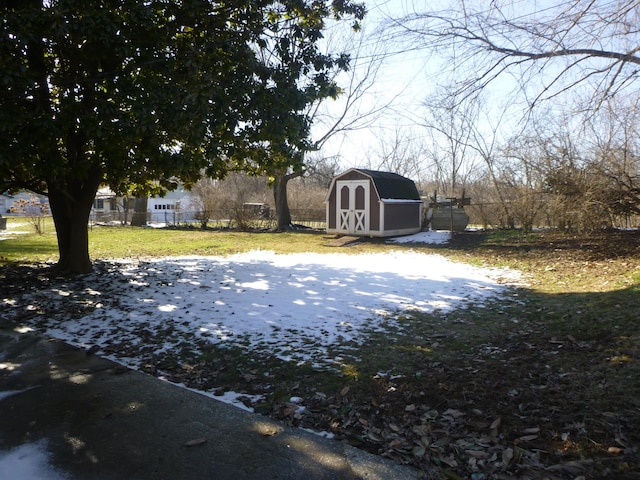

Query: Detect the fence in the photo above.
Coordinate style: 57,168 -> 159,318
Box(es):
89,207 -> 327,230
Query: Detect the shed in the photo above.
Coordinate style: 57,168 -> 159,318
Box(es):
325,168 -> 423,237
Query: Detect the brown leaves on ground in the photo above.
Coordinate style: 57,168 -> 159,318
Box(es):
3,229 -> 639,479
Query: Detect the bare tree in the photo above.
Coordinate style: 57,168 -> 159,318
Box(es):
394,1 -> 640,112
269,18 -> 400,230
584,96 -> 640,225
189,177 -> 220,228
190,173 -> 271,230
370,128 -> 425,180
9,195 -> 49,234
421,90 -> 482,198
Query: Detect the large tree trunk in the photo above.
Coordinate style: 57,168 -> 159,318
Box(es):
130,195 -> 148,226
273,174 -> 292,231
47,167 -> 101,274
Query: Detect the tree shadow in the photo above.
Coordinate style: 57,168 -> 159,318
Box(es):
0,326 -> 415,479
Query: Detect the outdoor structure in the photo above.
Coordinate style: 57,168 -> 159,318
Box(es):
325,168 -> 422,237
1,190 -> 47,214
147,188 -> 196,223
427,192 -> 471,232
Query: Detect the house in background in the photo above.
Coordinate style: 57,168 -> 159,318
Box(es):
148,188 -> 197,223
89,186 -> 197,224
325,168 -> 423,238
1,191 -> 49,214
91,187 -> 123,222
6,186 -> 198,225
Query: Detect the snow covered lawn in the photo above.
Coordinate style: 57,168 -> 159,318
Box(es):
13,231 -> 522,379
2,231 -> 525,478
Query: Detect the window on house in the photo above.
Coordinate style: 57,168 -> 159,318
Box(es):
153,203 -> 176,210
94,199 -> 104,209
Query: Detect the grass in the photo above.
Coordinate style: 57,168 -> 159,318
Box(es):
3,219 -> 640,478
0,217 -> 396,264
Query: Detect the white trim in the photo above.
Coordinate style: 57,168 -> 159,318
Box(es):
380,198 -> 423,204
336,180 -> 370,235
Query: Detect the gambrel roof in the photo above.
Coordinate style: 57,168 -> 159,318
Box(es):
350,169 -> 420,200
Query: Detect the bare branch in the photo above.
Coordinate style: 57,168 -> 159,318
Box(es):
391,0 -> 640,113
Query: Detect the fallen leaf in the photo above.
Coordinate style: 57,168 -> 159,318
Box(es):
412,445 -> 426,457
440,456 -> 458,468
608,446 -> 624,454
466,450 -> 490,459
502,447 -> 514,467
443,408 -> 464,418
521,427 -> 540,434
442,470 -> 463,480
183,437 -> 207,447
489,417 -> 501,430
340,386 -> 350,396
256,424 -> 281,436
388,422 -> 401,432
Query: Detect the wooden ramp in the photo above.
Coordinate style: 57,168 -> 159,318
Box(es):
323,235 -> 360,247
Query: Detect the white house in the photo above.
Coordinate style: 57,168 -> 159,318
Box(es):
147,188 -> 197,223
1,191 -> 49,215
4,187 -> 197,225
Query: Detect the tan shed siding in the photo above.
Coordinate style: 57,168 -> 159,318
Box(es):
384,203 -> 421,230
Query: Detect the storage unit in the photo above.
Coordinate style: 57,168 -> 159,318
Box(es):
429,206 -> 469,231
325,168 -> 422,237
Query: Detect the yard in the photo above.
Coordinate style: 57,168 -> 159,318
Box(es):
1,222 -> 639,479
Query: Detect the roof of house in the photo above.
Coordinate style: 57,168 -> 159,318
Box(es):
355,169 -> 421,200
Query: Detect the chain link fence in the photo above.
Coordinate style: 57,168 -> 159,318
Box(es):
89,207 -> 327,230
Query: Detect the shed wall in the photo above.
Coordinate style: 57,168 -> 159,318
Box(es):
326,169 -> 422,237
384,203 -> 422,231
327,188 -> 337,229
369,189 -> 380,231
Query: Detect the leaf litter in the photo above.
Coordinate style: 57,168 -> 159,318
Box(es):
2,229 -> 640,479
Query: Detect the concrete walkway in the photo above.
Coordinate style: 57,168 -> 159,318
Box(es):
0,325 -> 419,480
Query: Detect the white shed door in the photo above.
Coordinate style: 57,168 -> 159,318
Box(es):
336,180 -> 369,234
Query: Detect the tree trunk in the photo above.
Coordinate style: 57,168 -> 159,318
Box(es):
47,168 -> 101,274
130,195 -> 148,226
273,174 -> 292,231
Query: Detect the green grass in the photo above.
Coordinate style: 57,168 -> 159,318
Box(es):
0,219 -> 405,264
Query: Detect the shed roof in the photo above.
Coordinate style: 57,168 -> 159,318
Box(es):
356,169 -> 420,200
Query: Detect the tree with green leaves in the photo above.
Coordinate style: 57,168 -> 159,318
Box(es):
248,1 -> 366,231
1,0 -> 364,272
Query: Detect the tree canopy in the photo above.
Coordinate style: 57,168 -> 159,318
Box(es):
0,0 -> 364,273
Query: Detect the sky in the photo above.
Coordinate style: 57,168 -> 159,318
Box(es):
1,229 -> 525,479
314,0 -> 436,168
315,0 -> 613,174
